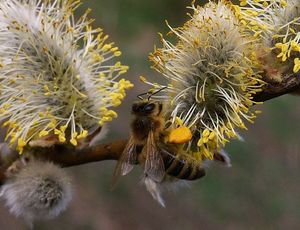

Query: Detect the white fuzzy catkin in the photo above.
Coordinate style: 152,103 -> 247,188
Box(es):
148,1 -> 264,161
0,0 -> 133,153
237,0 -> 300,74
0,159 -> 72,224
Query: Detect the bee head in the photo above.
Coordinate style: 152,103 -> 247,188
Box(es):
132,101 -> 162,116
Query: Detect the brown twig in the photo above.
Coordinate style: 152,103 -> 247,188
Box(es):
32,139 -> 127,167
253,72 -> 300,102
0,140 -> 127,184
41,71 -> 300,168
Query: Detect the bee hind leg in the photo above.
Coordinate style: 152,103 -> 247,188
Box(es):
142,175 -> 166,207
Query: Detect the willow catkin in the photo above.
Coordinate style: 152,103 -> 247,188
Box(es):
0,0 -> 133,153
0,159 -> 72,224
147,1 -> 264,162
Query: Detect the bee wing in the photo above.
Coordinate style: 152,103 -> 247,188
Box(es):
214,149 -> 231,167
111,136 -> 137,188
144,130 -> 165,182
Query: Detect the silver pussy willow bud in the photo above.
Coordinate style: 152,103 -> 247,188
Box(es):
0,159 -> 72,224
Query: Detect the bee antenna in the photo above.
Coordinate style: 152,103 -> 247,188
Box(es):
137,92 -> 148,100
147,86 -> 168,101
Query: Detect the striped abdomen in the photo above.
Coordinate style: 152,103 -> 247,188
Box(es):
160,148 -> 206,180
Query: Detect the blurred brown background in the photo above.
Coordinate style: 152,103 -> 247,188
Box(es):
1,0 -> 300,229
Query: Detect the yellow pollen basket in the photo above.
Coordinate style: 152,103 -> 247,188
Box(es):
168,126 -> 192,144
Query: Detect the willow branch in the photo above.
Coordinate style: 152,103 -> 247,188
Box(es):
253,72 -> 300,102
0,140 -> 127,184
39,71 -> 300,168
32,139 -> 127,167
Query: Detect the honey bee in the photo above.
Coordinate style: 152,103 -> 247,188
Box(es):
112,88 -> 207,186
136,142 -> 207,180
112,90 -> 166,185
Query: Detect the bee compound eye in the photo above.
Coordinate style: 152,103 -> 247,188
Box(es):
144,104 -> 155,112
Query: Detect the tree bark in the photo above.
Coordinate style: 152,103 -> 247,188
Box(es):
253,72 -> 300,102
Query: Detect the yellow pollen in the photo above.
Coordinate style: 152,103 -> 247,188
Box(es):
70,138 -> 78,146
293,58 -> 300,73
168,126 -> 193,144
139,75 -> 147,83
39,130 -> 49,137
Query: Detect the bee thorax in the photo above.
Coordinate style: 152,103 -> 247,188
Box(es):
131,117 -> 161,142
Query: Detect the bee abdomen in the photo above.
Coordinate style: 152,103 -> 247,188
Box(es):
187,166 -> 206,180
161,149 -> 206,181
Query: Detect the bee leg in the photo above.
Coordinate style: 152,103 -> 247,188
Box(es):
132,144 -> 144,167
137,152 -> 146,167
143,175 -> 165,207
